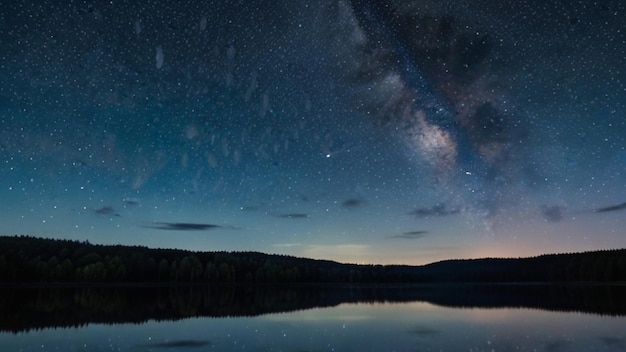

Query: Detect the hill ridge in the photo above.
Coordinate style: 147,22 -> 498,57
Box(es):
1,235 -> 625,283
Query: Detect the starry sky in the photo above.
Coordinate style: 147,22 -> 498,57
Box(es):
0,0 -> 624,265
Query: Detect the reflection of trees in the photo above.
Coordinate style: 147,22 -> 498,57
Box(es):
0,285 -> 332,333
1,284 -> 625,333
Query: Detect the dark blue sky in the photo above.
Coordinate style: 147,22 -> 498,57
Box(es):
0,0 -> 624,264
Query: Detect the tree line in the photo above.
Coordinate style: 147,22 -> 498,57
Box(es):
1,235 -> 625,283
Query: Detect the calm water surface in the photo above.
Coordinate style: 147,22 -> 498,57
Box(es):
2,302 -> 625,351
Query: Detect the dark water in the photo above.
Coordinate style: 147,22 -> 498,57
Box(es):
1,284 -> 625,351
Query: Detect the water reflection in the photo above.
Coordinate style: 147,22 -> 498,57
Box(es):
0,284 -> 625,351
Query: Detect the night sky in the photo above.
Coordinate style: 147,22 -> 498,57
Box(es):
0,0 -> 624,265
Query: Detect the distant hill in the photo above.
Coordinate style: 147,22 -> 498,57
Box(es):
1,235 -> 625,283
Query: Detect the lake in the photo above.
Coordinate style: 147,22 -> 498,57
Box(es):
1,284 -> 625,351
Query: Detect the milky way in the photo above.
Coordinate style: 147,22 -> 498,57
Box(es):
0,0 -> 624,264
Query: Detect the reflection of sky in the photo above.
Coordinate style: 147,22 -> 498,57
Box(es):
1,0 -> 625,264
1,303 -> 624,351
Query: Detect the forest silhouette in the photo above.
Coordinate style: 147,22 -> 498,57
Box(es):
1,235 -> 625,284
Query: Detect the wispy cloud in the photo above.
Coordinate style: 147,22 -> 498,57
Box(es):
93,206 -> 120,217
341,197 -> 367,208
594,201 -> 626,213
141,222 -> 228,231
541,205 -> 564,222
273,243 -> 303,248
388,230 -> 428,239
407,204 -> 459,218
271,213 -> 310,219
137,340 -> 212,348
